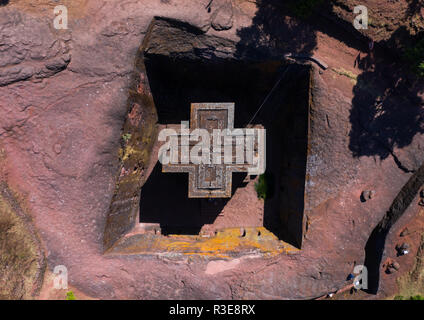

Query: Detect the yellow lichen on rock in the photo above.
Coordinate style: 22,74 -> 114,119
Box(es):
108,227 -> 299,259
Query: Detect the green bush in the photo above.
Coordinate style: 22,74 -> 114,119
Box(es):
404,37 -> 424,78
122,133 -> 132,143
66,291 -> 76,300
288,0 -> 324,19
394,294 -> 424,300
255,173 -> 273,200
418,62 -> 424,77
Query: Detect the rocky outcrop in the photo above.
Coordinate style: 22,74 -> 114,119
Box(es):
365,162 -> 424,293
0,181 -> 45,299
211,0 -> 233,31
0,9 -> 71,87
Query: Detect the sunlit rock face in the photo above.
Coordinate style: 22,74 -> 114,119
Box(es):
0,0 -> 423,300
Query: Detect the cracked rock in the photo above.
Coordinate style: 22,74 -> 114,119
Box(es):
396,242 -> 410,256
0,8 -> 71,86
211,0 -> 233,31
385,261 -> 400,274
391,261 -> 400,271
400,227 -> 410,237
361,190 -> 376,202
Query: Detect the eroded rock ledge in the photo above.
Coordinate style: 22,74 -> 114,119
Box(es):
0,8 -> 71,87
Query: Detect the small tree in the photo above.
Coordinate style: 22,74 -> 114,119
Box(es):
66,291 -> 76,300
404,37 -> 424,78
255,173 -> 274,200
255,174 -> 268,200
288,0 -> 324,19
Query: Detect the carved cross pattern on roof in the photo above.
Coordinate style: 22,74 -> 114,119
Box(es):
160,103 -> 265,198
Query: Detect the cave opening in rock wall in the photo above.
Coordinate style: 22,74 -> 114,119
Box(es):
137,49 -> 311,248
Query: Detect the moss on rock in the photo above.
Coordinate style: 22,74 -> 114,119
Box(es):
0,183 -> 45,299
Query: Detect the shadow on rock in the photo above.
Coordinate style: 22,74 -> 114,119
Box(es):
233,0 -> 318,248
349,27 -> 424,164
406,0 -> 424,16
235,0 -> 318,59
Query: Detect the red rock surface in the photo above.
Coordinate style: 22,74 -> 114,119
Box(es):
0,0 -> 423,299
